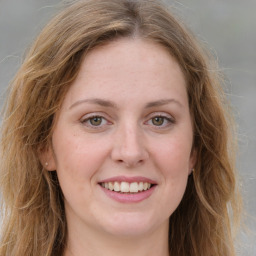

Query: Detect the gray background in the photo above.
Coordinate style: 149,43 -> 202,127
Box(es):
0,0 -> 255,255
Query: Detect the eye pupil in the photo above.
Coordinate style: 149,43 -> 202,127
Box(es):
90,117 -> 102,126
152,117 -> 164,126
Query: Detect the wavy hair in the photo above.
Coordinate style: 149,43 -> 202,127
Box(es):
0,0 -> 241,255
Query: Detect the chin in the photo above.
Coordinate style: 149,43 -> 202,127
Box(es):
100,211 -> 164,237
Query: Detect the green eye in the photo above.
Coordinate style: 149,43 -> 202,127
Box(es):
152,117 -> 165,126
89,116 -> 102,126
81,114 -> 110,129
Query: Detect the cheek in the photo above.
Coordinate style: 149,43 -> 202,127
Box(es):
152,134 -> 192,199
52,130 -> 109,183
51,131 -> 109,209
152,139 -> 191,214
153,136 -> 192,175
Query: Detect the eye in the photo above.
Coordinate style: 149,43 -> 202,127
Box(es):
89,116 -> 103,126
80,114 -> 110,129
145,114 -> 175,129
151,116 -> 165,126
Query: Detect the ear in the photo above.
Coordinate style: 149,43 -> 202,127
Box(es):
188,148 -> 197,175
38,145 -> 56,171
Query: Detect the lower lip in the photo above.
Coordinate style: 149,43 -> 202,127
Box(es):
99,185 -> 156,203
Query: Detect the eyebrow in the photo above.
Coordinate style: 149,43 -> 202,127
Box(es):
145,99 -> 183,108
69,98 -> 118,109
69,98 -> 183,110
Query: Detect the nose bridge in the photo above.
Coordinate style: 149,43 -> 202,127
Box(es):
122,122 -> 141,152
111,119 -> 148,167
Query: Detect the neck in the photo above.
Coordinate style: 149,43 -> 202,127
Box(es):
63,220 -> 170,256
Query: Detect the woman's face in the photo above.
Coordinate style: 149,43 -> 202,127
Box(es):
44,38 -> 196,238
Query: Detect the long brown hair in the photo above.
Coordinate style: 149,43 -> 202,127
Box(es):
0,0 -> 241,255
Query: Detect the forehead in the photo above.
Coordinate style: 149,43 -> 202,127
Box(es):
79,37 -> 183,77
62,38 -> 188,108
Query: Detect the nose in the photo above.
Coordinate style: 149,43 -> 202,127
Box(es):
111,123 -> 149,168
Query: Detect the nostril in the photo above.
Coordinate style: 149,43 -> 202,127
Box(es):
116,157 -> 145,167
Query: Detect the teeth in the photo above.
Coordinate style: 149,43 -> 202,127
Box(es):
138,182 -> 143,191
101,181 -> 153,193
130,182 -> 139,193
114,182 -> 120,192
120,182 -> 130,192
108,182 -> 114,191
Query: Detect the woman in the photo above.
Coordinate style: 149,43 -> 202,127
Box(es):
0,0 -> 241,255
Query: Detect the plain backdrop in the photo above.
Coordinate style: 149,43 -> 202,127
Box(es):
0,0 -> 255,255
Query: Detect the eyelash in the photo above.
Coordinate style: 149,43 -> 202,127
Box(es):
145,114 -> 175,129
80,113 -> 175,130
80,114 -> 110,129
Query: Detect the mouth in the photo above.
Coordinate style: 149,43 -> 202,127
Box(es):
100,181 -> 154,193
98,176 -> 157,202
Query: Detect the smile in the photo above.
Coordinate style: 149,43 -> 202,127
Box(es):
100,181 -> 152,193
98,176 -> 157,203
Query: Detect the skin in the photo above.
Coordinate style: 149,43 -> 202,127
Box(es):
42,38 -> 196,256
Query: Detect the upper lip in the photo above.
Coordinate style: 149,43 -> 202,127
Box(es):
99,176 -> 157,184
